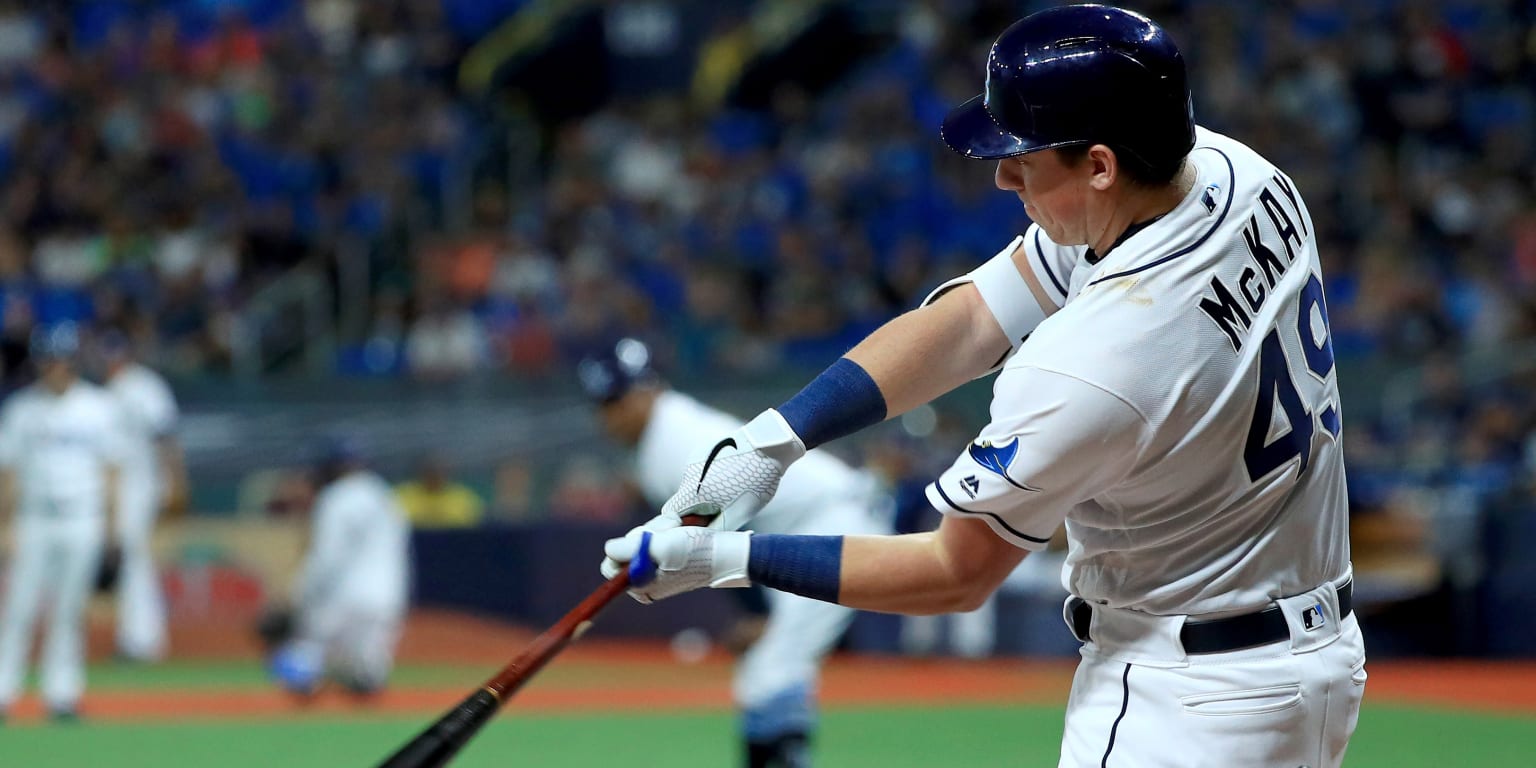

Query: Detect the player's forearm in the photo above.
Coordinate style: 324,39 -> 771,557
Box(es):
745,517 -> 1027,615
772,285 -> 1010,451
834,533 -> 990,614
843,284 -> 1011,418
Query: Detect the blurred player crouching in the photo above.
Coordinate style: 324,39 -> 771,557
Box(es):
263,436 -> 410,699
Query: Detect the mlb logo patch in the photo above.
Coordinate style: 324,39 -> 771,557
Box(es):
1201,184 -> 1221,214
1301,603 -> 1326,632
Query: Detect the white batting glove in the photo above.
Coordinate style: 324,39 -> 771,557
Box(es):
660,409 -> 806,532
599,513 -> 681,582
602,527 -> 753,604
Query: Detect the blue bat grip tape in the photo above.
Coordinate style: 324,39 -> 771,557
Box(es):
628,531 -> 658,586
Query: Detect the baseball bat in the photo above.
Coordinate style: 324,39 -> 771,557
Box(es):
374,571 -> 631,768
375,514 -> 711,767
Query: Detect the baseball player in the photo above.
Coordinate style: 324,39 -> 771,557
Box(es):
268,437 -> 410,698
0,324 -> 123,721
95,330 -> 187,663
581,338 -> 889,768
604,6 -> 1366,767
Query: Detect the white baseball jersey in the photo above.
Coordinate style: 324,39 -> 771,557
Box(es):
635,391 -> 887,538
926,126 -> 1350,618
106,363 -> 178,497
296,471 -> 410,615
0,381 -> 123,517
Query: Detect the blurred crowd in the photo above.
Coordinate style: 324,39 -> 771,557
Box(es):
1,1 -> 1534,602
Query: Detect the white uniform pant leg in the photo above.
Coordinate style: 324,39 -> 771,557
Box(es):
899,613 -> 941,656
1058,614 -> 1367,768
949,595 -> 997,658
40,517 -> 104,710
301,602 -> 403,691
734,588 -> 855,741
0,518 -> 52,707
331,611 -> 402,691
899,598 -> 996,658
115,481 -> 166,660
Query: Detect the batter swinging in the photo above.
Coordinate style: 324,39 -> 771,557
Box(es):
603,6 -> 1366,766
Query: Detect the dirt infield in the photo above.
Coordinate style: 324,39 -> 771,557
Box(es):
21,610 -> 1529,724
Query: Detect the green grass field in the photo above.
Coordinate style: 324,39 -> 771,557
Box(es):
1,661 -> 1531,767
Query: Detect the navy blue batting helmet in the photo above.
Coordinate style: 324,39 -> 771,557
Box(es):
577,338 -> 657,404
30,323 -> 81,361
309,432 -> 366,471
941,4 -> 1195,176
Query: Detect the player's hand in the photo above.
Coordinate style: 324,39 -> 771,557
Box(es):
599,410 -> 804,581
660,409 -> 806,531
602,527 -> 752,604
599,513 -> 683,581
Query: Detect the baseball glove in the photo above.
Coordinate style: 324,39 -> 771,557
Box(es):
255,607 -> 296,651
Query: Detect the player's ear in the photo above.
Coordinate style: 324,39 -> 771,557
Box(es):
1087,144 -> 1117,191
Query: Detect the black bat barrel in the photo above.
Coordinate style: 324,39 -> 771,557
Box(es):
375,688 -> 501,768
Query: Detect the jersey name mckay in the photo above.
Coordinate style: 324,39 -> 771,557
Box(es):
1198,171 -> 1309,352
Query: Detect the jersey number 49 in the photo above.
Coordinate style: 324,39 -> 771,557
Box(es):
1244,273 -> 1340,482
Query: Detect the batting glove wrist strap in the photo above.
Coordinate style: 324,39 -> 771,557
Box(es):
604,528 -> 752,604
741,409 -> 808,464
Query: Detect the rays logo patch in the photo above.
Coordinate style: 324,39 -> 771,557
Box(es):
969,438 -> 1019,477
967,438 -> 1042,493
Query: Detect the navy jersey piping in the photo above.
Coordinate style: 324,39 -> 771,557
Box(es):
932,483 -> 1052,544
1033,229 -> 1070,297
1086,147 -> 1236,287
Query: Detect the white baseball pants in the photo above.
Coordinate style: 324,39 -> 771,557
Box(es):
115,475 -> 167,660
1058,581 -> 1366,768
0,514 -> 105,711
299,604 -> 403,690
900,596 -> 997,658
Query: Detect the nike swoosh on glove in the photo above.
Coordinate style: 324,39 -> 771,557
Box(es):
660,409 -> 806,533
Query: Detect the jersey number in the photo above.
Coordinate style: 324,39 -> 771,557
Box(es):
1244,274 -> 1340,482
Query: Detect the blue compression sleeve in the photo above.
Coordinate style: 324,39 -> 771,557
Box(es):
776,358 -> 887,449
747,535 -> 844,604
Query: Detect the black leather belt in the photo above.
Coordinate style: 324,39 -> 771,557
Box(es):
1069,580 -> 1354,655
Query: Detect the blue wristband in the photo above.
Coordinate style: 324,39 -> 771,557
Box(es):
776,358 -> 887,450
747,535 -> 843,604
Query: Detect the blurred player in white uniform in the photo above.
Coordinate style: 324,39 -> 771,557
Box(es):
269,437 -> 410,697
605,7 -> 1366,767
0,325 -> 122,721
581,339 -> 889,768
96,330 -> 187,662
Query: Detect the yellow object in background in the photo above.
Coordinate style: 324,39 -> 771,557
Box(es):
396,481 -> 485,529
